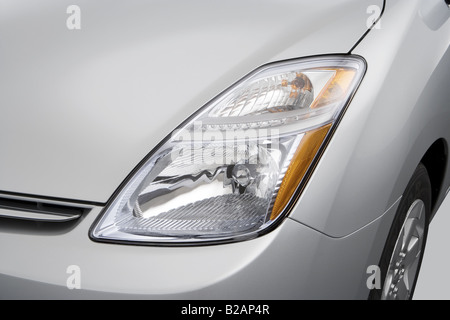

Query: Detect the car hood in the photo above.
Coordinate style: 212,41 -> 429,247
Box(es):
0,0 -> 382,203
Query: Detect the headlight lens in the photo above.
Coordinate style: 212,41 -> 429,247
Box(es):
91,55 -> 366,244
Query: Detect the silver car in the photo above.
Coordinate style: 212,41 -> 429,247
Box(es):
0,0 -> 449,300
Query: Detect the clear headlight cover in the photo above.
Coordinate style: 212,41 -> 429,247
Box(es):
91,56 -> 366,244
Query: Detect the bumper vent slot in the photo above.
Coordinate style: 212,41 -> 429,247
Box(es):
0,197 -> 85,222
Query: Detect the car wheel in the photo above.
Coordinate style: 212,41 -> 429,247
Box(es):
369,163 -> 431,300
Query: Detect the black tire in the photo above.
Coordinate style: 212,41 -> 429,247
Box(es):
369,163 -> 432,300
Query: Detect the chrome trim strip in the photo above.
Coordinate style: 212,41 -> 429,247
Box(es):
0,207 -> 81,222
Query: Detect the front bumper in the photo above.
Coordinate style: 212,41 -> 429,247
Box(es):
0,199 -> 398,299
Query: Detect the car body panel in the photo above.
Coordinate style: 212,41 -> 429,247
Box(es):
0,0 -> 382,203
289,0 -> 450,237
0,200 -> 398,299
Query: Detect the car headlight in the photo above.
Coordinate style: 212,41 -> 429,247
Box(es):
91,55 -> 366,245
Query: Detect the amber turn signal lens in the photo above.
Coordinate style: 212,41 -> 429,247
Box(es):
270,123 -> 332,220
310,69 -> 356,109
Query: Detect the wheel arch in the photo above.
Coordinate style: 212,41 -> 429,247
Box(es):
420,138 -> 448,218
